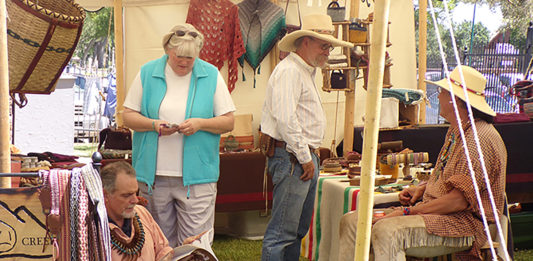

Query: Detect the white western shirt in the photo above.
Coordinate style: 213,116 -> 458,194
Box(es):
261,52 -> 326,164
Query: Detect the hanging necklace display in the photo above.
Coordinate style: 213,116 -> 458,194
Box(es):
110,213 -> 145,258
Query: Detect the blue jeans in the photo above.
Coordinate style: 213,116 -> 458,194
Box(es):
262,147 -> 319,261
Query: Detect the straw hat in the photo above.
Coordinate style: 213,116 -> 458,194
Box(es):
425,65 -> 496,116
278,14 -> 353,52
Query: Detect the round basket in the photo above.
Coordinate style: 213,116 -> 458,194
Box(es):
7,0 -> 85,94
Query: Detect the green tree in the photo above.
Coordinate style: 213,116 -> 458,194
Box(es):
417,1 -> 500,68
74,7 -> 114,68
459,0 -> 533,36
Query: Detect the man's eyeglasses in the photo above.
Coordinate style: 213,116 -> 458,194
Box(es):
319,43 -> 335,52
309,37 -> 334,52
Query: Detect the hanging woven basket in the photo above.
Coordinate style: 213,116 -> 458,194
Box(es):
7,0 -> 85,94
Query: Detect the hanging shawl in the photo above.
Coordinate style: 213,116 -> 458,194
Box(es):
186,0 -> 245,93
238,0 -> 286,87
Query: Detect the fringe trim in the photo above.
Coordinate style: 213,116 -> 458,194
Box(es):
391,227 -> 474,259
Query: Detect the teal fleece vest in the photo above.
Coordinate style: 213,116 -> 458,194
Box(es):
132,55 -> 220,189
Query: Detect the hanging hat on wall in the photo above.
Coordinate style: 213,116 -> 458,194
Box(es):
278,13 -> 353,52
425,65 -> 496,116
238,0 -> 286,82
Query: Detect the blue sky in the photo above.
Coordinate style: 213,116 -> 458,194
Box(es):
452,2 -> 503,37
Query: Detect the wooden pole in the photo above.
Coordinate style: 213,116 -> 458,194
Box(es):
114,0 -> 125,127
354,0 -> 391,260
350,0 -> 360,21
418,0 -> 428,124
0,0 -> 12,187
343,0 -> 360,155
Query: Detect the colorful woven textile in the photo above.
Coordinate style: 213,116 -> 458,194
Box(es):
81,165 -> 112,260
382,88 -> 425,105
238,0 -> 285,84
186,0 -> 245,93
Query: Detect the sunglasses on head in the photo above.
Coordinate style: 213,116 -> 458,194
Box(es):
174,30 -> 199,38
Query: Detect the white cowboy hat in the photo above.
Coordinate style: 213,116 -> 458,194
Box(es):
278,14 -> 353,52
425,65 -> 496,116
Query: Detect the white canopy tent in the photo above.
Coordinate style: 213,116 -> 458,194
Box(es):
0,1 -> 417,259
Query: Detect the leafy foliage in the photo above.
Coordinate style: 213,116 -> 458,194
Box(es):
417,0 -> 528,68
460,0 -> 533,35
74,8 -> 114,68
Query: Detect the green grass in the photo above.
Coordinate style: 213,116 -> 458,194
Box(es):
212,234 -> 531,261
73,143 -> 98,157
212,234 -> 309,261
515,249 -> 533,261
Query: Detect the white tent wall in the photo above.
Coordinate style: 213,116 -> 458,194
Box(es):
77,0 -> 417,150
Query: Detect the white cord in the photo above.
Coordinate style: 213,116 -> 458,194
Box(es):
427,1 -> 510,260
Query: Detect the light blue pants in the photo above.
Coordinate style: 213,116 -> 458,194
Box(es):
262,147 -> 319,261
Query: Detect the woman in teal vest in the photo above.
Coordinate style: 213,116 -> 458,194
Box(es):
123,23 -> 235,248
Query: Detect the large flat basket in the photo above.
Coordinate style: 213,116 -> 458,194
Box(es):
7,0 -> 85,94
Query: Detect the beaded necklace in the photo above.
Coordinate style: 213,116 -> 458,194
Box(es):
110,213 -> 145,258
433,132 -> 456,180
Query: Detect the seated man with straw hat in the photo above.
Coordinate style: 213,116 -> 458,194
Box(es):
338,66 -> 507,261
260,13 -> 353,261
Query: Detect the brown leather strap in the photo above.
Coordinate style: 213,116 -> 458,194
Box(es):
274,139 -> 286,148
274,140 -> 320,157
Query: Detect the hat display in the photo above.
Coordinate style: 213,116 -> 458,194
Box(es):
425,65 -> 496,116
278,14 -> 353,52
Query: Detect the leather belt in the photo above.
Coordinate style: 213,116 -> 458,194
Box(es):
274,139 -> 287,148
273,139 -> 320,157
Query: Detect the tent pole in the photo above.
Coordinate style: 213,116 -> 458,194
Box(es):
353,0 -> 391,260
114,0 -> 125,127
418,0 -> 428,124
0,0 -> 12,187
343,0 -> 361,155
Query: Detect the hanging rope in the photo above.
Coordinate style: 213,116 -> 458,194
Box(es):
428,1 -> 510,260
330,91 -> 340,157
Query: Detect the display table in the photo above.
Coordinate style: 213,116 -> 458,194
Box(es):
301,174 -> 400,261
340,122 -> 533,204
216,151 -> 273,212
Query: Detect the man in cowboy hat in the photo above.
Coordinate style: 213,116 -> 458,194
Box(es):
338,66 -> 507,260
260,14 -> 353,260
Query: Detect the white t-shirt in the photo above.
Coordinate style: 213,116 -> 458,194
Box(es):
124,63 -> 236,177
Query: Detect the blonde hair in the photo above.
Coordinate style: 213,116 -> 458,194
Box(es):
163,24 -> 204,58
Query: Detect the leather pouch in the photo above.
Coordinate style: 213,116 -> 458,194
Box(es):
331,70 -> 347,89
258,131 -> 275,157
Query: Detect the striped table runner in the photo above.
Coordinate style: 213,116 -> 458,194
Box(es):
301,175 -> 399,260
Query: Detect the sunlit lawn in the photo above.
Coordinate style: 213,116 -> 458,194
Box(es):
213,234 -> 531,261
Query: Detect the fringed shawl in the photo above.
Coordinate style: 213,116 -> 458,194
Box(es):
238,0 -> 285,86
186,0 -> 245,93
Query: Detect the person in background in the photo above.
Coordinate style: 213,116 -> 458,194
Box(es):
101,161 -> 173,261
123,23 -> 235,248
260,14 -> 353,261
338,66 -> 507,261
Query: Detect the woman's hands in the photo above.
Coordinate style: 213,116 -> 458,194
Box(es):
399,184 -> 426,206
177,118 -> 202,136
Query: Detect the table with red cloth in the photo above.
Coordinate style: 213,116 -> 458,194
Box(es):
216,151 -> 273,212
300,174 -> 400,261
